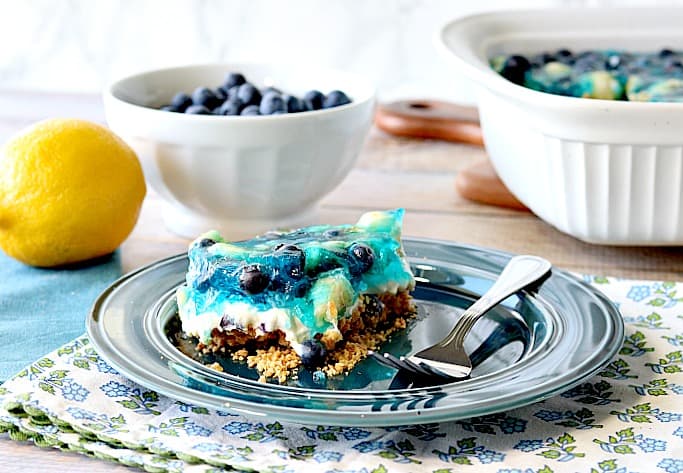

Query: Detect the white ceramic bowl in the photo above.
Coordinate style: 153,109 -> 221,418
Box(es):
104,64 -> 375,238
439,8 -> 683,245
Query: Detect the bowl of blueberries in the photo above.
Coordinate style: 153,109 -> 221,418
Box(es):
439,7 -> 683,245
103,63 -> 375,238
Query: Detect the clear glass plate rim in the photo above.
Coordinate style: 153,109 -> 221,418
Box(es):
87,237 -> 624,425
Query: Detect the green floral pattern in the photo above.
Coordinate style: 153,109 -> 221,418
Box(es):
1,276 -> 682,472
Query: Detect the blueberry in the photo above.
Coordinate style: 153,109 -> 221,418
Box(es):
555,49 -> 574,64
348,243 -> 374,274
283,94 -> 304,113
299,339 -> 327,368
217,98 -> 244,115
273,243 -> 295,251
660,48 -> 675,58
192,87 -> 221,109
275,244 -> 305,279
303,90 -> 325,110
259,92 -> 286,115
240,105 -> 260,116
500,55 -> 531,85
224,72 -> 247,90
237,83 -> 262,106
185,104 -> 212,115
170,92 -> 193,111
239,264 -> 270,294
323,90 -> 351,109
196,238 -> 216,247
160,105 -> 177,112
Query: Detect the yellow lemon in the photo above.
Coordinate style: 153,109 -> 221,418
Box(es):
0,118 -> 146,267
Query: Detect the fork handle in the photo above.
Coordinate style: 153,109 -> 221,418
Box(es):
437,255 -> 552,348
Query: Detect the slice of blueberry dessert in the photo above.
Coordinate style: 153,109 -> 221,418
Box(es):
176,209 -> 416,383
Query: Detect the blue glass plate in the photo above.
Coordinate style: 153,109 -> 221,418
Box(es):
87,238 -> 623,426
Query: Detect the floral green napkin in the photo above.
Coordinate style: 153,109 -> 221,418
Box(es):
1,277 -> 682,473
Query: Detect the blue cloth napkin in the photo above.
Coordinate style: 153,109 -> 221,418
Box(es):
0,251 -> 121,380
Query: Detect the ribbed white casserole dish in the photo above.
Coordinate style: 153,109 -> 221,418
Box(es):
439,8 -> 683,245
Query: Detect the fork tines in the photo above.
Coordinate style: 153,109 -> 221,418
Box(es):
369,351 -> 466,388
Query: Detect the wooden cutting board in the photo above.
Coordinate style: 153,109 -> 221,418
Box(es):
375,100 -> 528,211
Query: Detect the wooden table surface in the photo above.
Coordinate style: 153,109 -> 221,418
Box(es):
1,90 -> 683,471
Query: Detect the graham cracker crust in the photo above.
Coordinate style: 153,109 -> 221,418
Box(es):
195,290 -> 415,383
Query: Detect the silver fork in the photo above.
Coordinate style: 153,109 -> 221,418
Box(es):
371,255 -> 552,382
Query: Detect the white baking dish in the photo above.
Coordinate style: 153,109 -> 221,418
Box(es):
439,8 -> 683,245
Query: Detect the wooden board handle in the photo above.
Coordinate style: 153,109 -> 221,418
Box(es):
455,159 -> 529,211
375,100 -> 484,146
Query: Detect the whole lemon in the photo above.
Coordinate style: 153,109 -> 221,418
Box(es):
0,118 -> 146,267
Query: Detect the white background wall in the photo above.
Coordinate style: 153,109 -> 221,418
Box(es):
2,0 -> 682,103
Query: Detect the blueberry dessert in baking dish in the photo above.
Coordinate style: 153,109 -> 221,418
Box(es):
491,48 -> 683,102
176,209 -> 416,383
